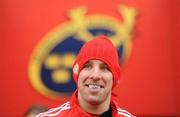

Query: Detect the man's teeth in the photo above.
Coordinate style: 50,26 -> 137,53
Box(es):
88,84 -> 101,89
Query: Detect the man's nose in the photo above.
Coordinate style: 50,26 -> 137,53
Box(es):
89,67 -> 101,81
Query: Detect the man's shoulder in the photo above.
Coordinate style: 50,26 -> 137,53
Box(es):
115,107 -> 135,117
36,101 -> 71,117
111,100 -> 135,117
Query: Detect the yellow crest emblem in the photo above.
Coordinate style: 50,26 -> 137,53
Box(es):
29,4 -> 138,99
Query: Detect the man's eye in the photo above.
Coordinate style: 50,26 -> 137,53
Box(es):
83,64 -> 92,69
101,66 -> 110,71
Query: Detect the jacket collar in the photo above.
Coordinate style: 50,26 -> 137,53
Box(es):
70,90 -> 119,117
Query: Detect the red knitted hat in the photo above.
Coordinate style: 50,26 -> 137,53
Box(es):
72,36 -> 121,88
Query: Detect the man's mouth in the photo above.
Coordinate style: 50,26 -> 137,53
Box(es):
85,84 -> 104,89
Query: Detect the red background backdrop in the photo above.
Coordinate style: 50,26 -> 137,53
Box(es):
1,0 -> 180,116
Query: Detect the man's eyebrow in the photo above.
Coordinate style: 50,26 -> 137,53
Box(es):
100,63 -> 108,67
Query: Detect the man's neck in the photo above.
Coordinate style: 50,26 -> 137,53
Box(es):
77,93 -> 111,114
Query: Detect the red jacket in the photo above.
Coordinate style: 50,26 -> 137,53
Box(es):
37,91 -> 135,117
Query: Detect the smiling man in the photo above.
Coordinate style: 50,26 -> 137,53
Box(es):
37,36 -> 134,117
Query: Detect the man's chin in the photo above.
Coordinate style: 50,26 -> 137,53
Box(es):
86,97 -> 104,105
88,100 -> 101,105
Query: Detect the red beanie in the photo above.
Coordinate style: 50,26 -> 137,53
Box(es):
72,36 -> 121,88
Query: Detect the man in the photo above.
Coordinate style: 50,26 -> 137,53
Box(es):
24,104 -> 48,117
37,36 -> 134,117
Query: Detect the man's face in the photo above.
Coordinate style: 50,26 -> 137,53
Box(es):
77,59 -> 113,105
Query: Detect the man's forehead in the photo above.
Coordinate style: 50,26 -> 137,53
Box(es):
85,59 -> 107,65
